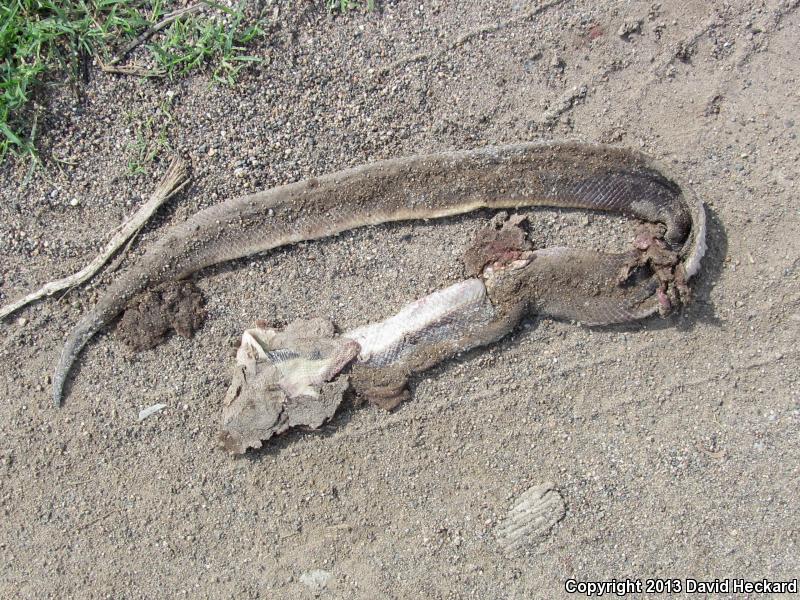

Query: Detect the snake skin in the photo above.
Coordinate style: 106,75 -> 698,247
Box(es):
52,142 -> 706,406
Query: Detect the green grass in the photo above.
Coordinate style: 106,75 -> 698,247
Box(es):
0,0 -> 264,164
148,0 -> 263,85
327,0 -> 375,13
124,96 -> 174,175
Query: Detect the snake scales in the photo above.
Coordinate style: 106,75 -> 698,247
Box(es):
52,141 -> 706,406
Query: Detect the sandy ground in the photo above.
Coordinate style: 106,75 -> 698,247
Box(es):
1,0 -> 799,598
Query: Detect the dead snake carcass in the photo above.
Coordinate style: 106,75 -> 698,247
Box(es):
52,141 -> 706,406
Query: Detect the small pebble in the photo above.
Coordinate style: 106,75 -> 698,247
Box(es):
617,19 -> 642,39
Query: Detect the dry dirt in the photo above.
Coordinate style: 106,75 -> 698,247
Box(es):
1,0 -> 798,598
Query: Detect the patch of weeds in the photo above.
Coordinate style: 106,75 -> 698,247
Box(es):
124,97 -> 175,175
1,0 -> 147,161
149,1 -> 264,85
0,0 -> 265,164
327,0 -> 375,13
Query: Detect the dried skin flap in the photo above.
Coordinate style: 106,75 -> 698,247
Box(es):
219,318 -> 359,454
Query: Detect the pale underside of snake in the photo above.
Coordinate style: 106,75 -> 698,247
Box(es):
52,141 -> 706,407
